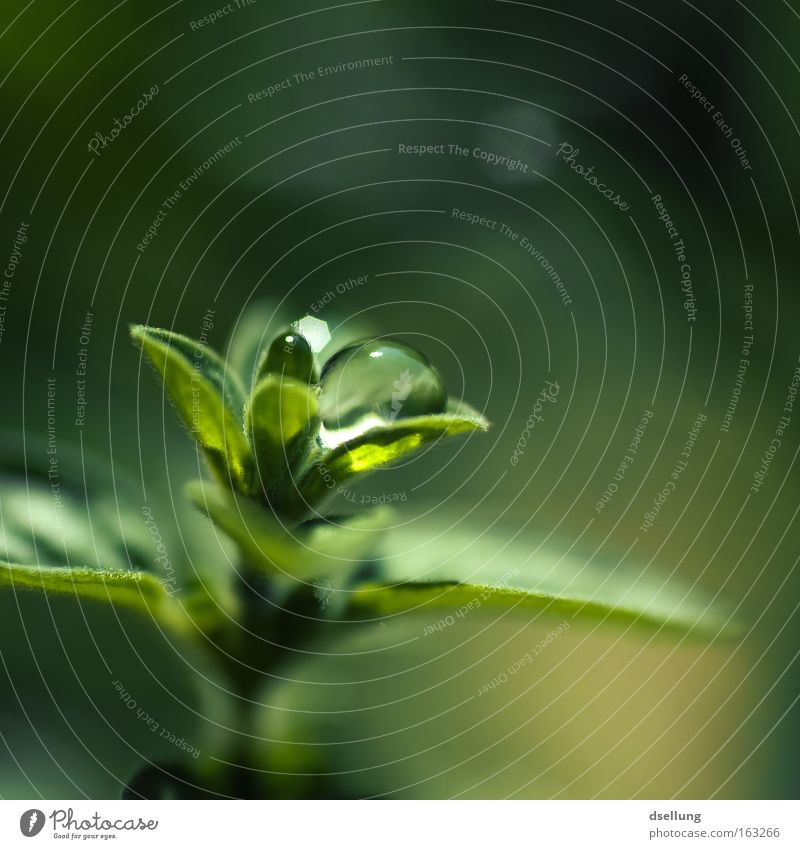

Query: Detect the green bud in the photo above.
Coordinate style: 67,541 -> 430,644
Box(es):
258,327 -> 317,384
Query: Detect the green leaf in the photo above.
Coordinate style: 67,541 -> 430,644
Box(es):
131,325 -> 254,494
296,402 -> 489,508
245,375 -> 319,508
0,560 -> 197,637
185,479 -> 385,581
0,563 -> 232,798
1,433 -> 239,639
342,522 -> 740,638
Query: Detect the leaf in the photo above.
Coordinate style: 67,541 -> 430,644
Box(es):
0,559 -> 193,632
245,376 -> 319,508
296,402 -> 489,508
0,561 -> 232,798
131,325 -> 254,494
342,521 -> 740,638
0,441 -> 234,638
185,479 -> 385,581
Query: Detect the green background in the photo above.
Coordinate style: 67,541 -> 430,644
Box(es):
0,0 -> 798,798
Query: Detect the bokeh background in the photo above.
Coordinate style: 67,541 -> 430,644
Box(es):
1,0 -> 798,799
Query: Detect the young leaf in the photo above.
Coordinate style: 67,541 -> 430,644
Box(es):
256,327 -> 317,385
185,479 -> 384,581
131,325 -> 254,494
296,402 -> 488,509
341,522 -> 740,638
0,560 -> 194,637
245,375 -> 319,507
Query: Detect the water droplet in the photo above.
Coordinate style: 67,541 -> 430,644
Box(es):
258,327 -> 316,384
319,338 -> 447,429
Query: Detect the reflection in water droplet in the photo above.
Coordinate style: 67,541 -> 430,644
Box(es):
319,339 -> 447,429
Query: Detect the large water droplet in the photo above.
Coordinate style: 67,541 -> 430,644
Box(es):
258,327 -> 316,384
319,338 -> 447,429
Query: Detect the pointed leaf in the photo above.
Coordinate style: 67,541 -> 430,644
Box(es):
131,325 -> 254,494
0,560 -> 196,637
185,479 -> 384,581
297,404 -> 489,508
343,522 -> 740,638
245,375 -> 319,507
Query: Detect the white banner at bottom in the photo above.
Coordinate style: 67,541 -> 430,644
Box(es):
1,799 -> 797,848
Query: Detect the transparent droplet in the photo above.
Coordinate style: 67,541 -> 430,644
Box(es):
319,338 -> 447,429
258,327 -> 316,384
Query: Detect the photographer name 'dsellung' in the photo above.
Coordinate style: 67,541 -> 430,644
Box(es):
248,55 -> 394,102
75,310 -> 93,428
651,193 -> 697,322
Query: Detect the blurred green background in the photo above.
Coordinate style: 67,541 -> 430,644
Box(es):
0,0 -> 798,798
